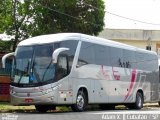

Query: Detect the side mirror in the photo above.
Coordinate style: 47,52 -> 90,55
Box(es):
52,48 -> 69,64
2,52 -> 15,68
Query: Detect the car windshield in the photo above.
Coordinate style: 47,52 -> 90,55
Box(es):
11,44 -> 55,86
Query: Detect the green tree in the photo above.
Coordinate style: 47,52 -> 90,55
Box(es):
0,0 -> 32,51
29,0 -> 105,36
0,41 -> 12,52
0,0 -> 105,51
0,0 -> 12,33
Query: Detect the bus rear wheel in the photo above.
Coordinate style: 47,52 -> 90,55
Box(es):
127,92 -> 143,110
71,90 -> 87,112
35,105 -> 56,113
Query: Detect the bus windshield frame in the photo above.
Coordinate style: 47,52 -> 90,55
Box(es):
11,44 -> 59,87
11,40 -> 78,87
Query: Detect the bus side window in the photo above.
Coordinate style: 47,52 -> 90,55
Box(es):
60,40 -> 78,72
94,45 -> 110,66
77,42 -> 95,67
136,52 -> 145,70
123,49 -> 136,68
56,55 -> 68,80
110,47 -> 123,67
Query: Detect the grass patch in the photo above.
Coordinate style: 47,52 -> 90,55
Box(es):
0,102 -> 35,113
0,103 -> 71,113
56,106 -> 71,112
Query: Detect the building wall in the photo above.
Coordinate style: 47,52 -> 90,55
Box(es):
113,39 -> 157,52
98,29 -> 160,54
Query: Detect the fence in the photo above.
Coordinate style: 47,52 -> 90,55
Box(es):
0,59 -> 12,102
0,75 -> 10,102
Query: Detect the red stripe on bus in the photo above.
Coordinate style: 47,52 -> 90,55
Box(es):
124,68 -> 136,102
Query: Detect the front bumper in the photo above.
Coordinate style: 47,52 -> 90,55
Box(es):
10,89 -> 58,105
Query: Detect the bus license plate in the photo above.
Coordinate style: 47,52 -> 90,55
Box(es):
25,98 -> 33,103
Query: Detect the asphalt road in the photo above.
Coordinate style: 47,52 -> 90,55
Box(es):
1,107 -> 160,120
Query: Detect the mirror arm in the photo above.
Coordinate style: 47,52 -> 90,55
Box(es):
2,52 -> 15,68
52,48 -> 69,64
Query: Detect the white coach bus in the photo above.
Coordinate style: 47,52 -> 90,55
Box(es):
2,33 -> 160,112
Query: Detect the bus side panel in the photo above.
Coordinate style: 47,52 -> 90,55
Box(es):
129,51 -> 159,103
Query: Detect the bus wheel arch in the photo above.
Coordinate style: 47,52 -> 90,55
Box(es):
71,87 -> 88,112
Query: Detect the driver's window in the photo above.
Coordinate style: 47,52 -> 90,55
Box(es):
56,55 -> 68,80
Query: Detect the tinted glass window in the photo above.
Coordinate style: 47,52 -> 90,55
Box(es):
56,55 -> 68,80
60,40 -> 78,56
35,45 -> 53,57
59,40 -> 78,72
94,45 -> 110,66
77,42 -> 95,67
16,46 -> 33,59
33,44 -> 54,83
136,52 -> 144,62
144,53 -> 158,71
136,52 -> 145,70
123,49 -> 136,68
110,47 -> 123,67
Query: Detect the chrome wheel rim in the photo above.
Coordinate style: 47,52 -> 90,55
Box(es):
137,95 -> 142,108
76,94 -> 84,109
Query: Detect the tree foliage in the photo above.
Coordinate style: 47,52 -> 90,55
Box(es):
0,41 -> 12,52
0,0 -> 105,51
29,0 -> 105,36
0,0 -> 31,51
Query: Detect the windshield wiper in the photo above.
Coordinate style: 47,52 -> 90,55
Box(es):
17,69 -> 25,84
26,59 -> 31,75
42,60 -> 53,82
31,60 -> 42,83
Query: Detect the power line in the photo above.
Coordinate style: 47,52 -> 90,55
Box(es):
34,3 -> 102,27
106,11 -> 160,26
83,2 -> 160,26
35,2 -> 160,27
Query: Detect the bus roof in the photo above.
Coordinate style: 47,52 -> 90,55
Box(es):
18,33 -> 81,46
18,33 -> 157,55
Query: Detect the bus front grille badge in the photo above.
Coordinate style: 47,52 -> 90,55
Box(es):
27,93 -> 30,97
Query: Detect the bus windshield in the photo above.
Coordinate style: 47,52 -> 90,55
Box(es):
11,40 -> 78,87
11,44 -> 55,86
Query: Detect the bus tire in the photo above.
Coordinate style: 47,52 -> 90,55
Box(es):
71,90 -> 87,112
35,105 -> 55,113
128,92 -> 143,110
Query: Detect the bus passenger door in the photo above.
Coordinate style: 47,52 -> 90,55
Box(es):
56,54 -> 72,104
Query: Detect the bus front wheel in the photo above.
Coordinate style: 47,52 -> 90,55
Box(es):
71,90 -> 87,112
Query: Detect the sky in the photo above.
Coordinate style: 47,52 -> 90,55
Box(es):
104,0 -> 160,30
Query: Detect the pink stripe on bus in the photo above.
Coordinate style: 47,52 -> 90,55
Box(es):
124,68 -> 136,102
